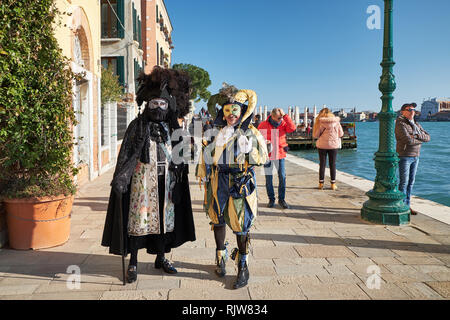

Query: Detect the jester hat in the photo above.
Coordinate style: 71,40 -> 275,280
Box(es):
207,83 -> 257,131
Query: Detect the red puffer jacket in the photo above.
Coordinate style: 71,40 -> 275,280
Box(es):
257,115 -> 296,160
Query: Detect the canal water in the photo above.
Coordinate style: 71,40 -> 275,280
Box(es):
289,121 -> 450,207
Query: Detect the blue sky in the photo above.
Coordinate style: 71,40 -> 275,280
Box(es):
166,0 -> 450,113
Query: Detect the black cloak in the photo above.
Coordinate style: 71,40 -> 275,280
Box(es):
101,113 -> 196,256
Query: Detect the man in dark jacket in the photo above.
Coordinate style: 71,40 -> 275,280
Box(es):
395,103 -> 430,215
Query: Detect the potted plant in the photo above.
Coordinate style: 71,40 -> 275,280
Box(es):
0,1 -> 79,249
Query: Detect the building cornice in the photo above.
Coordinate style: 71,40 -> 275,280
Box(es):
161,0 -> 173,30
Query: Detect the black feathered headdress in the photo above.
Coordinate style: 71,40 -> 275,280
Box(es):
135,66 -> 192,118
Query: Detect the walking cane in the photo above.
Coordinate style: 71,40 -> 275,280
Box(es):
118,191 -> 126,285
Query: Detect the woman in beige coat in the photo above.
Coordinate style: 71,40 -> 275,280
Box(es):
312,108 -> 344,190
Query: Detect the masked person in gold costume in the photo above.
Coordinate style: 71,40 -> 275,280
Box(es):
196,84 -> 268,289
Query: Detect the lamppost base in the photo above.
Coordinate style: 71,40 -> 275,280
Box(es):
361,198 -> 410,226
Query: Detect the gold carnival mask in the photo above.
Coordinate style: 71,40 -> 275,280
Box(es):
223,104 -> 241,118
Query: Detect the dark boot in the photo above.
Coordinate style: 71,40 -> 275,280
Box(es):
127,265 -> 137,283
233,255 -> 249,289
215,249 -> 228,277
278,199 -> 290,209
155,255 -> 178,274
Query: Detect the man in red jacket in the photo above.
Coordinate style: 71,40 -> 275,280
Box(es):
257,108 -> 296,209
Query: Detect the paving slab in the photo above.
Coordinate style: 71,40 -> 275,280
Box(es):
294,245 -> 357,258
101,289 -> 169,300
275,264 -> 329,276
136,278 -> 180,290
347,246 -> 398,258
251,246 -> 299,259
324,265 -> 354,275
358,283 -> 411,300
396,256 -> 446,265
168,287 -> 250,300
396,282 -> 444,300
425,282 -> 450,298
300,283 -> 370,300
428,272 -> 450,282
317,274 -> 365,285
273,257 -> 330,266
248,283 -> 306,300
0,284 -> 39,296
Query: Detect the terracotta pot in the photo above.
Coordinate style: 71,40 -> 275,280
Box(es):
4,194 -> 73,250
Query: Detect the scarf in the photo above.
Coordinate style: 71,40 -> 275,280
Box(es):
268,116 -> 282,128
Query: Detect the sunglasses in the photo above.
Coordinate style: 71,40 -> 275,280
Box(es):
405,108 -> 415,112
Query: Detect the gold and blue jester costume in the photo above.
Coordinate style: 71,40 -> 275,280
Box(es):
196,85 -> 268,289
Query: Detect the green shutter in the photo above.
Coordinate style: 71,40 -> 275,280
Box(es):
117,0 -> 124,39
132,3 -> 136,41
134,59 -> 140,92
138,17 -> 142,48
117,56 -> 125,91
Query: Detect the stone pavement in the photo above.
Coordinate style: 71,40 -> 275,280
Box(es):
1,156 -> 450,300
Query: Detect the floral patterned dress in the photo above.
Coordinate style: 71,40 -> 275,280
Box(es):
127,139 -> 175,236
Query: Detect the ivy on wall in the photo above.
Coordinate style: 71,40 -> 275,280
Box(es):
0,0 -> 79,198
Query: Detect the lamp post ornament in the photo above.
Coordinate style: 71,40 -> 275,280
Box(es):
361,0 -> 410,225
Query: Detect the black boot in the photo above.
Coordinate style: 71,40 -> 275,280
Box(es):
215,249 -> 227,277
233,256 -> 249,289
127,265 -> 137,283
278,199 -> 290,209
155,255 -> 178,274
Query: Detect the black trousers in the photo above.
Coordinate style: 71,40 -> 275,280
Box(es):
318,148 -> 338,182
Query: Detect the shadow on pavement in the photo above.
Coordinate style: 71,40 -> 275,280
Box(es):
251,233 -> 450,255
73,197 -> 110,212
0,250 -> 224,286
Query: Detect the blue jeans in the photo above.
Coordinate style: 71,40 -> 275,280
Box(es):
264,158 -> 286,202
398,157 -> 420,206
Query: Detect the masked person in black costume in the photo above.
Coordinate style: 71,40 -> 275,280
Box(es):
101,66 -> 196,283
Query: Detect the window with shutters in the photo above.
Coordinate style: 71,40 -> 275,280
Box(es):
101,0 -> 124,39
132,3 -> 142,48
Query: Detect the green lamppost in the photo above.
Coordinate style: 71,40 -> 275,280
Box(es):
361,0 -> 410,225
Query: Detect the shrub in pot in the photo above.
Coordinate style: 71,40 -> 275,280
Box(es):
0,1 -> 79,249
